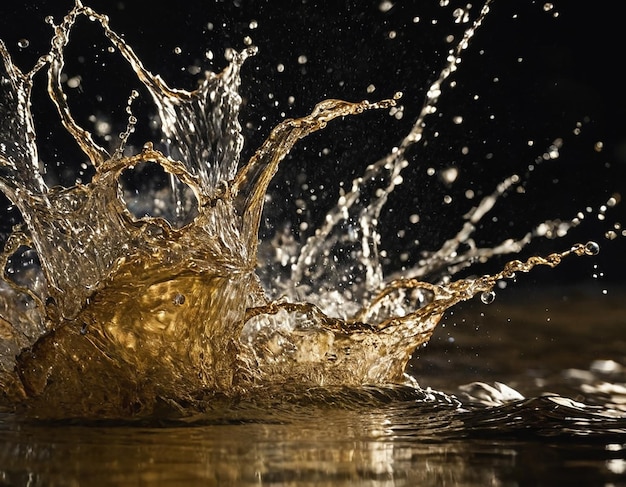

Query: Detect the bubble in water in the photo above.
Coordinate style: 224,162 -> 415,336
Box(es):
17,38 -> 29,49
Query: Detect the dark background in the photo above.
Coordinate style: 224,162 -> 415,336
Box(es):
0,0 -> 624,288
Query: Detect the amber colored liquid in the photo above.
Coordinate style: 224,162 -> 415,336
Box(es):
0,3 -> 602,419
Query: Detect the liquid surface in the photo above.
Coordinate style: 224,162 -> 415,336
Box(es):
0,0 -> 625,485
1,291 -> 625,486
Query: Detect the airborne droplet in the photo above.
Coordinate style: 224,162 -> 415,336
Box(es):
480,290 -> 496,305
584,241 -> 600,256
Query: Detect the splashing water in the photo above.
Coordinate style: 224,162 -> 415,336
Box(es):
0,2 -> 611,418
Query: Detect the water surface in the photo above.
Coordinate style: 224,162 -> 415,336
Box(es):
1,290 -> 625,486
0,1 -> 625,485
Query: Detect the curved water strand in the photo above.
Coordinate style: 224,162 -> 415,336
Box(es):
290,1 -> 494,301
47,4 -> 110,168
46,3 -> 252,200
233,97 -> 398,258
0,42 -> 50,197
240,241 -> 599,393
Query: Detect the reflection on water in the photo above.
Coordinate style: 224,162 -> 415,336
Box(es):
1,404 -> 625,486
0,408 -> 511,486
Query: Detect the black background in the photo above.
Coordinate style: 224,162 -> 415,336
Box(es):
1,0 -> 624,287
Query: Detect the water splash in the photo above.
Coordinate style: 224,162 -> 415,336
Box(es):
0,2 -> 610,418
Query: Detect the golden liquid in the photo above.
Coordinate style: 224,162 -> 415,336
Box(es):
0,3 -> 603,418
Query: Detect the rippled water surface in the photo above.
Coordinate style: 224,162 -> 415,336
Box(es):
1,289 -> 625,486
1,1 -> 625,485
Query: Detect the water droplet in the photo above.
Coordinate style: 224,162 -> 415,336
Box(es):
17,39 -> 29,49
584,241 -> 600,256
379,1 -> 394,13
441,166 -> 458,184
480,290 -> 496,305
66,76 -> 81,89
